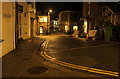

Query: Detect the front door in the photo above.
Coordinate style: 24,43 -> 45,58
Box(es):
40,26 -> 43,34
31,18 -> 34,38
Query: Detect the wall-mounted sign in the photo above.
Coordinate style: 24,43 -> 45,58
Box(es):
18,5 -> 23,13
38,16 -> 47,22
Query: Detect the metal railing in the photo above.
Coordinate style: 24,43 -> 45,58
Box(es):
101,6 -> 120,26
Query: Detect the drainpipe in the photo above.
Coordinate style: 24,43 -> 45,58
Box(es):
88,2 -> 91,33
15,2 -> 19,47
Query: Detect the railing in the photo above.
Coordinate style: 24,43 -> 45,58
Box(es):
101,6 -> 120,26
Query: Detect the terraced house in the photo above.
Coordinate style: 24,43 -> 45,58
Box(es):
0,1 -> 36,57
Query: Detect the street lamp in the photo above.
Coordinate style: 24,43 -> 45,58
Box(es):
47,9 -> 52,33
49,9 -> 52,13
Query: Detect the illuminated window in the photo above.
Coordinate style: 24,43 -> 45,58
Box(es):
65,25 -> 69,32
56,22 -> 58,25
40,26 -> 43,33
39,16 -> 47,22
54,21 -> 56,25
44,17 -> 47,22
73,26 -> 78,31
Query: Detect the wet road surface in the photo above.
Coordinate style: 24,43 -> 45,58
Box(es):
44,35 -> 119,72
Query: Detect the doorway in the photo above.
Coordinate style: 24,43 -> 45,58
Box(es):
31,18 -> 34,38
40,26 -> 43,34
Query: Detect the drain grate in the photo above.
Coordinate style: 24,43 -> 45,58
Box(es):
27,66 -> 48,74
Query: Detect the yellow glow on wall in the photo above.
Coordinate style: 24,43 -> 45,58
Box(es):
39,16 -> 47,22
40,27 -> 43,33
65,25 -> 69,32
84,21 -> 87,33
73,26 -> 78,31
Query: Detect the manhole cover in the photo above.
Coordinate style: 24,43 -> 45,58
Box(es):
22,57 -> 30,61
27,66 -> 48,74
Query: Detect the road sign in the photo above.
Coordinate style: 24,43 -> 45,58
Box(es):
89,30 -> 97,37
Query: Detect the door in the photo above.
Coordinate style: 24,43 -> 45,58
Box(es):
18,13 -> 22,39
31,18 -> 34,38
40,26 -> 43,34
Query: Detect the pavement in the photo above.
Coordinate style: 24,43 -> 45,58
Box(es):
2,37 -> 45,77
2,34 -> 119,78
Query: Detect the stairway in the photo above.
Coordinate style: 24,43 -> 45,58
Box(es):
99,6 -> 120,27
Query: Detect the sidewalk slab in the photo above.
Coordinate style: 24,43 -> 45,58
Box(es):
2,38 -> 44,77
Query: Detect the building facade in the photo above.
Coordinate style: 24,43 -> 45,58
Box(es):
83,2 -> 120,30
0,2 -> 16,57
83,2 -> 103,30
50,20 -> 59,32
17,2 -> 36,40
83,2 -> 120,40
37,15 -> 50,35
0,2 -> 36,57
59,11 -> 82,33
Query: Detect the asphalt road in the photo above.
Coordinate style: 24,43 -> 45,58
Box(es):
42,34 -> 119,72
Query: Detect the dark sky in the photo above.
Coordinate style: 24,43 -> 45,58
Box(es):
36,2 -> 83,19
36,2 -> 83,12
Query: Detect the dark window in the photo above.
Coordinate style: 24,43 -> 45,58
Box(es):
24,13 -> 26,17
27,2 -> 31,4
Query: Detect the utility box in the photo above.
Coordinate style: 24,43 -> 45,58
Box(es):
103,27 -> 113,42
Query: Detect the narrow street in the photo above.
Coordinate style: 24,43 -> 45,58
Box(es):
39,33 -> 119,77
1,2 -> 120,79
2,33 -> 119,78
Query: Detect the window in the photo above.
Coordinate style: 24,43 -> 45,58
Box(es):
27,2 -> 31,4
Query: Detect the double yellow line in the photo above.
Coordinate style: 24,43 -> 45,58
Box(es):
41,41 -> 119,77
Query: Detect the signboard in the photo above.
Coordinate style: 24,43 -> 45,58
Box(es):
89,30 -> 97,37
38,16 -> 47,22
18,5 -> 23,13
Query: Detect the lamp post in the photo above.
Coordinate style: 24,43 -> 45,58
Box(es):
47,9 -> 52,33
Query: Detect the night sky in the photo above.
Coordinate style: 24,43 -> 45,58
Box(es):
36,2 -> 120,19
36,2 -> 83,19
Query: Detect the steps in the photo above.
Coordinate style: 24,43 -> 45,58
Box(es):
98,6 -> 120,27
